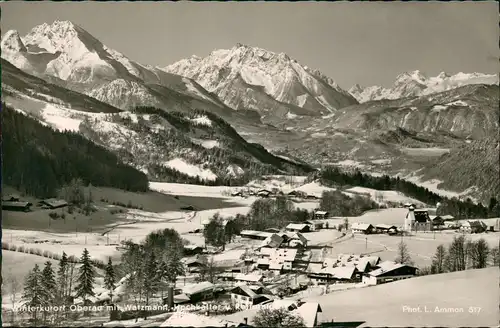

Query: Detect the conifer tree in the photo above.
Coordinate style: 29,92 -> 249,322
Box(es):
75,248 -> 96,305
41,261 -> 57,304
104,257 -> 116,303
22,264 -> 44,324
57,252 -> 68,302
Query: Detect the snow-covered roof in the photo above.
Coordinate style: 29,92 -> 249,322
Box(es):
234,273 -> 263,282
182,281 -> 214,295
315,210 -> 328,215
260,248 -> 298,262
375,224 -> 397,229
259,234 -> 284,248
286,223 -> 309,230
240,230 -> 273,238
351,223 -> 373,231
368,261 -> 416,277
160,311 -> 233,327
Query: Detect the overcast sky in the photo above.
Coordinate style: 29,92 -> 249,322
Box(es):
1,1 -> 498,88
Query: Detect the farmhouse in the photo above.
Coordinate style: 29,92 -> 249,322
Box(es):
430,216 -> 445,229
240,230 -> 273,240
184,258 -> 206,273
351,223 -> 374,234
229,285 -> 274,309
304,220 -> 324,231
2,201 -> 33,212
286,223 -> 311,233
259,248 -> 298,271
259,234 -> 284,249
480,218 -> 500,232
286,232 -> 308,248
2,194 -> 20,202
256,189 -> 271,198
314,210 -> 329,220
38,198 -> 68,209
288,190 -> 306,198
182,281 -> 215,303
308,266 -> 357,283
234,273 -> 264,284
375,224 -> 397,234
183,244 -> 204,256
362,261 -> 418,285
460,220 -> 487,233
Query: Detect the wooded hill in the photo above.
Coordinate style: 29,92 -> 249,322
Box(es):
2,104 -> 149,198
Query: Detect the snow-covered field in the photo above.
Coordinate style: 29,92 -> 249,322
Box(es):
163,158 -> 217,181
222,268 -> 499,327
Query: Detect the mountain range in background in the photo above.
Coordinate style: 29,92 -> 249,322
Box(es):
348,70 -> 499,103
1,20 -> 499,202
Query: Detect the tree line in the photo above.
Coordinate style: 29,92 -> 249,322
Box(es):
2,105 -> 149,198
319,166 -> 500,219
16,249 -> 108,326
319,190 -> 380,216
202,196 -> 312,249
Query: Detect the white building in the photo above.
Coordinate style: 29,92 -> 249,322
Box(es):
404,206 -> 416,233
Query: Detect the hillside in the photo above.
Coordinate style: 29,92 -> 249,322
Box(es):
222,267 -> 499,327
419,138 -> 500,202
2,105 -> 149,198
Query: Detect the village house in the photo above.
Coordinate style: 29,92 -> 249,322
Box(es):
460,220 -> 487,233
38,198 -> 68,209
183,244 -> 204,256
229,285 -> 274,309
258,248 -> 298,271
256,189 -> 271,198
287,190 -> 307,198
182,281 -> 215,303
307,265 -> 358,284
304,220 -> 324,231
286,232 -> 308,248
362,261 -> 418,285
374,224 -> 397,234
314,210 -> 329,220
184,258 -> 206,273
351,223 -> 374,234
239,230 -> 273,240
480,218 -> 500,232
2,194 -> 21,202
285,223 -> 311,233
259,234 -> 284,249
2,200 -> 33,212
234,273 -> 264,284
430,216 -> 445,230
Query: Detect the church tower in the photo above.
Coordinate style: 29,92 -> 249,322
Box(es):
404,205 -> 416,233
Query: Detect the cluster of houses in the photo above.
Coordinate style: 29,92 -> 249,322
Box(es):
231,188 -> 320,200
2,194 -> 68,212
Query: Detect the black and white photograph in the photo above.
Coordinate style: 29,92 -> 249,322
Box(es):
1,1 -> 499,327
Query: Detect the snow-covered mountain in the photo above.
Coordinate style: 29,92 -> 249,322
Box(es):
349,70 -> 499,103
1,58 -> 312,183
1,21 -> 250,124
162,43 -> 358,121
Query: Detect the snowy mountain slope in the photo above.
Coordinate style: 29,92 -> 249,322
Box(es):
2,62 -> 312,184
1,58 -> 121,114
349,70 -> 499,103
162,43 -> 358,121
1,21 -> 255,125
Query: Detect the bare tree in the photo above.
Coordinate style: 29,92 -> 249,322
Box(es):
490,246 -> 500,267
431,244 -> 447,274
253,308 -> 306,327
445,235 -> 467,272
4,271 -> 21,324
395,240 -> 413,265
467,239 -> 490,269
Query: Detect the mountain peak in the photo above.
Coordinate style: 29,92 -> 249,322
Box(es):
395,70 -> 427,85
1,30 -> 26,52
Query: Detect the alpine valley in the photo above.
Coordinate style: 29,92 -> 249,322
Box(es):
2,20 -> 499,202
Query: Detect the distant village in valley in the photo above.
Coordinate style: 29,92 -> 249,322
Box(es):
3,177 -> 499,327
